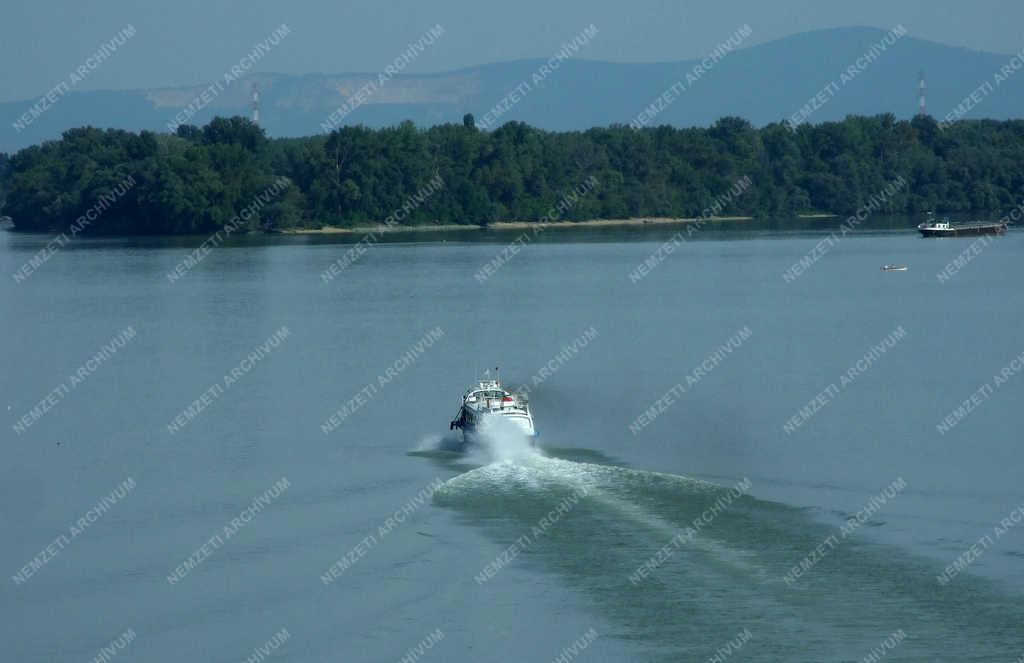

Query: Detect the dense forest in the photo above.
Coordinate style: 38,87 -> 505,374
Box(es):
2,114 -> 1024,234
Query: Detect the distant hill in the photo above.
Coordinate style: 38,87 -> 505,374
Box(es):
3,27 -> 1023,152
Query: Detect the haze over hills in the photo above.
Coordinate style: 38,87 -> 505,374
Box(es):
3,26 -> 1023,152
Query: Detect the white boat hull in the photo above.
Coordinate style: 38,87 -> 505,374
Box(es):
450,378 -> 537,445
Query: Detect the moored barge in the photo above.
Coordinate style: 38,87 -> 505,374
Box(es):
917,213 -> 1007,237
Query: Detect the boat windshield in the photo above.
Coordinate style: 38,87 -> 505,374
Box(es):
468,389 -> 506,400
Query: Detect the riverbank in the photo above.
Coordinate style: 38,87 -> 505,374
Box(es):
280,215 -> 760,235
1,212 -> 850,237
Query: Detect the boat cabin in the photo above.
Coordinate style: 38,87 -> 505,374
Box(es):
921,211 -> 951,230
463,380 -> 527,412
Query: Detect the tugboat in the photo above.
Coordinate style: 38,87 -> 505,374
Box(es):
450,373 -> 536,445
917,212 -> 1008,237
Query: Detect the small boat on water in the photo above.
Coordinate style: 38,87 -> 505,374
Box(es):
917,212 -> 1007,237
450,375 -> 536,444
881,265 -> 908,272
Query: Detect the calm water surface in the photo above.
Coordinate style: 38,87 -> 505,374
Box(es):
2,219 -> 1022,662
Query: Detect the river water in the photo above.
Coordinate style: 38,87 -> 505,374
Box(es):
2,218 -> 1022,662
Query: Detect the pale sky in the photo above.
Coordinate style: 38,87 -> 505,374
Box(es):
2,0 -> 1021,102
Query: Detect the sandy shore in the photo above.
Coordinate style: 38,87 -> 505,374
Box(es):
280,216 -> 756,234
279,223 -> 474,234
490,216 -> 753,229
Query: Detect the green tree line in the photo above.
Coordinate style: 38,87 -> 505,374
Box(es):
2,113 -> 1024,234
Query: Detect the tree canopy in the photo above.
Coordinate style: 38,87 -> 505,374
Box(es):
3,114 -> 1024,234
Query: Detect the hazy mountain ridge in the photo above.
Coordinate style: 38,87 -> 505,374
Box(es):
2,26 -> 1022,151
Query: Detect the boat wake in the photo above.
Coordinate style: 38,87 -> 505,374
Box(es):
414,426 -> 1024,660
412,412 -> 541,465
